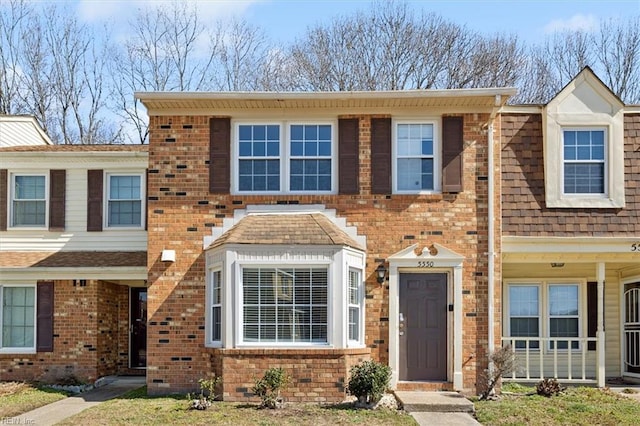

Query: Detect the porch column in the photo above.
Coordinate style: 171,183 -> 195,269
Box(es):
597,262 -> 605,387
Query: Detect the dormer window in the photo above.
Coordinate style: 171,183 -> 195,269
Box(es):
562,129 -> 606,195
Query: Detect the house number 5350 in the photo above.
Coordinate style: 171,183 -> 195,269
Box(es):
418,261 -> 435,268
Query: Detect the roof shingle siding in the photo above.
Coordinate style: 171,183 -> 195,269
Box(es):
207,214 -> 364,251
0,251 -> 147,268
501,113 -> 640,236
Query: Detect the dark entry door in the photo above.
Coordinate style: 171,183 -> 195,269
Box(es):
130,288 -> 147,368
399,273 -> 448,381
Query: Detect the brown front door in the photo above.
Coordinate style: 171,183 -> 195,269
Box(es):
130,288 -> 147,368
399,273 -> 448,381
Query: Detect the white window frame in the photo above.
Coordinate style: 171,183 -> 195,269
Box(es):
561,127 -> 608,197
231,121 -> 337,195
9,172 -> 48,229
347,268 -> 364,346
505,280 -> 585,352
0,284 -> 37,354
104,172 -> 145,230
209,269 -> 223,346
237,264 -> 331,347
392,119 -> 441,194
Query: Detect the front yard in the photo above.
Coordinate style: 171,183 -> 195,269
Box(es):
475,384 -> 640,426
0,382 -> 68,418
3,381 -> 640,425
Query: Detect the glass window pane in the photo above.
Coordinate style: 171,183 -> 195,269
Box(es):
549,285 -> 578,316
2,287 -> 35,348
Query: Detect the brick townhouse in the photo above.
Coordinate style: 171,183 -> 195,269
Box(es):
1,67 -> 638,401
136,86 -> 514,401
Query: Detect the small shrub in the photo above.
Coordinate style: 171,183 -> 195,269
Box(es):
252,367 -> 289,409
188,375 -> 222,410
479,345 -> 516,400
347,360 -> 391,407
536,378 -> 565,397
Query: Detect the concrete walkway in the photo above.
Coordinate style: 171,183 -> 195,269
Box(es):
7,376 -> 145,426
394,391 -> 481,425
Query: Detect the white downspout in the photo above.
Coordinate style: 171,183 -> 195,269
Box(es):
487,122 -> 496,358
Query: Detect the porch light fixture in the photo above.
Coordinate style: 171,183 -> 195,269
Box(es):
161,249 -> 176,263
376,263 -> 387,284
550,262 -> 565,268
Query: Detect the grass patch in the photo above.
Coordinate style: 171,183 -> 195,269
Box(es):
476,386 -> 640,426
57,387 -> 416,425
0,382 -> 69,418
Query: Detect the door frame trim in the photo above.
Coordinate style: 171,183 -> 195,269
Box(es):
388,244 -> 464,390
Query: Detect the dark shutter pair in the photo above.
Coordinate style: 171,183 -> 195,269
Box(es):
208,117 -> 362,194
0,169 -> 66,231
370,116 -> 464,194
207,116 -> 464,195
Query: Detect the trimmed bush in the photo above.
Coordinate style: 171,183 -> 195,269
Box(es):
252,367 -> 290,409
347,360 -> 391,406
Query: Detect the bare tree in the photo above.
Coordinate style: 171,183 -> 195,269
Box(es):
592,17 -> 640,104
0,0 -> 30,115
111,1 -> 218,143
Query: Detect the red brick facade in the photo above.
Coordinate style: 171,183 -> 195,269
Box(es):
0,280 -> 138,383
146,112 -> 499,399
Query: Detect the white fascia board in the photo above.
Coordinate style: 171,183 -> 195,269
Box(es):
0,266 -> 147,281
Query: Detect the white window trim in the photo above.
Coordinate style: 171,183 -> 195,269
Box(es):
505,280 -> 586,352
544,113 -> 624,208
235,262 -> 333,347
560,127 -> 608,198
347,267 -> 364,346
392,118 -> 442,194
205,266 -> 223,348
104,171 -> 145,230
0,284 -> 37,354
8,172 -> 48,230
231,120 -> 337,195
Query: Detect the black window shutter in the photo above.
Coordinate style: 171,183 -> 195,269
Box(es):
0,169 -> 7,231
442,116 -> 464,193
49,169 -> 66,231
587,281 -> 597,351
209,117 -> 231,194
371,118 -> 392,194
87,170 -> 103,231
338,118 -> 359,194
37,281 -> 54,352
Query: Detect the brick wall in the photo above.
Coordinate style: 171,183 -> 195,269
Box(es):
146,112 -> 497,396
501,113 -> 640,235
0,280 -> 134,383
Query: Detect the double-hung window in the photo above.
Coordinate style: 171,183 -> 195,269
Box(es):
11,174 -> 47,227
210,270 -> 222,343
507,282 -> 581,351
395,122 -> 439,193
347,269 -> 362,343
242,267 -> 328,344
106,174 -> 143,228
1,285 -> 36,351
562,129 -> 606,195
235,122 -> 334,194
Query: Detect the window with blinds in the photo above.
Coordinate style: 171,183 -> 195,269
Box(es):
348,269 -> 361,342
242,267 -> 328,343
211,270 -> 222,342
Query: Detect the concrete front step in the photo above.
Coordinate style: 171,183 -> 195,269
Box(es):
394,391 -> 475,413
396,381 -> 454,392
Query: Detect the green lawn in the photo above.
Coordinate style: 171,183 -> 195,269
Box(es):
57,387 -> 417,426
0,382 -> 69,418
475,385 -> 640,426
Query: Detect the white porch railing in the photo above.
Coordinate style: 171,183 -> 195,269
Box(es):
501,337 -> 598,383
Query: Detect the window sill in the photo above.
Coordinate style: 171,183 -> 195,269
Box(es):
0,348 -> 36,354
546,195 -> 624,209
